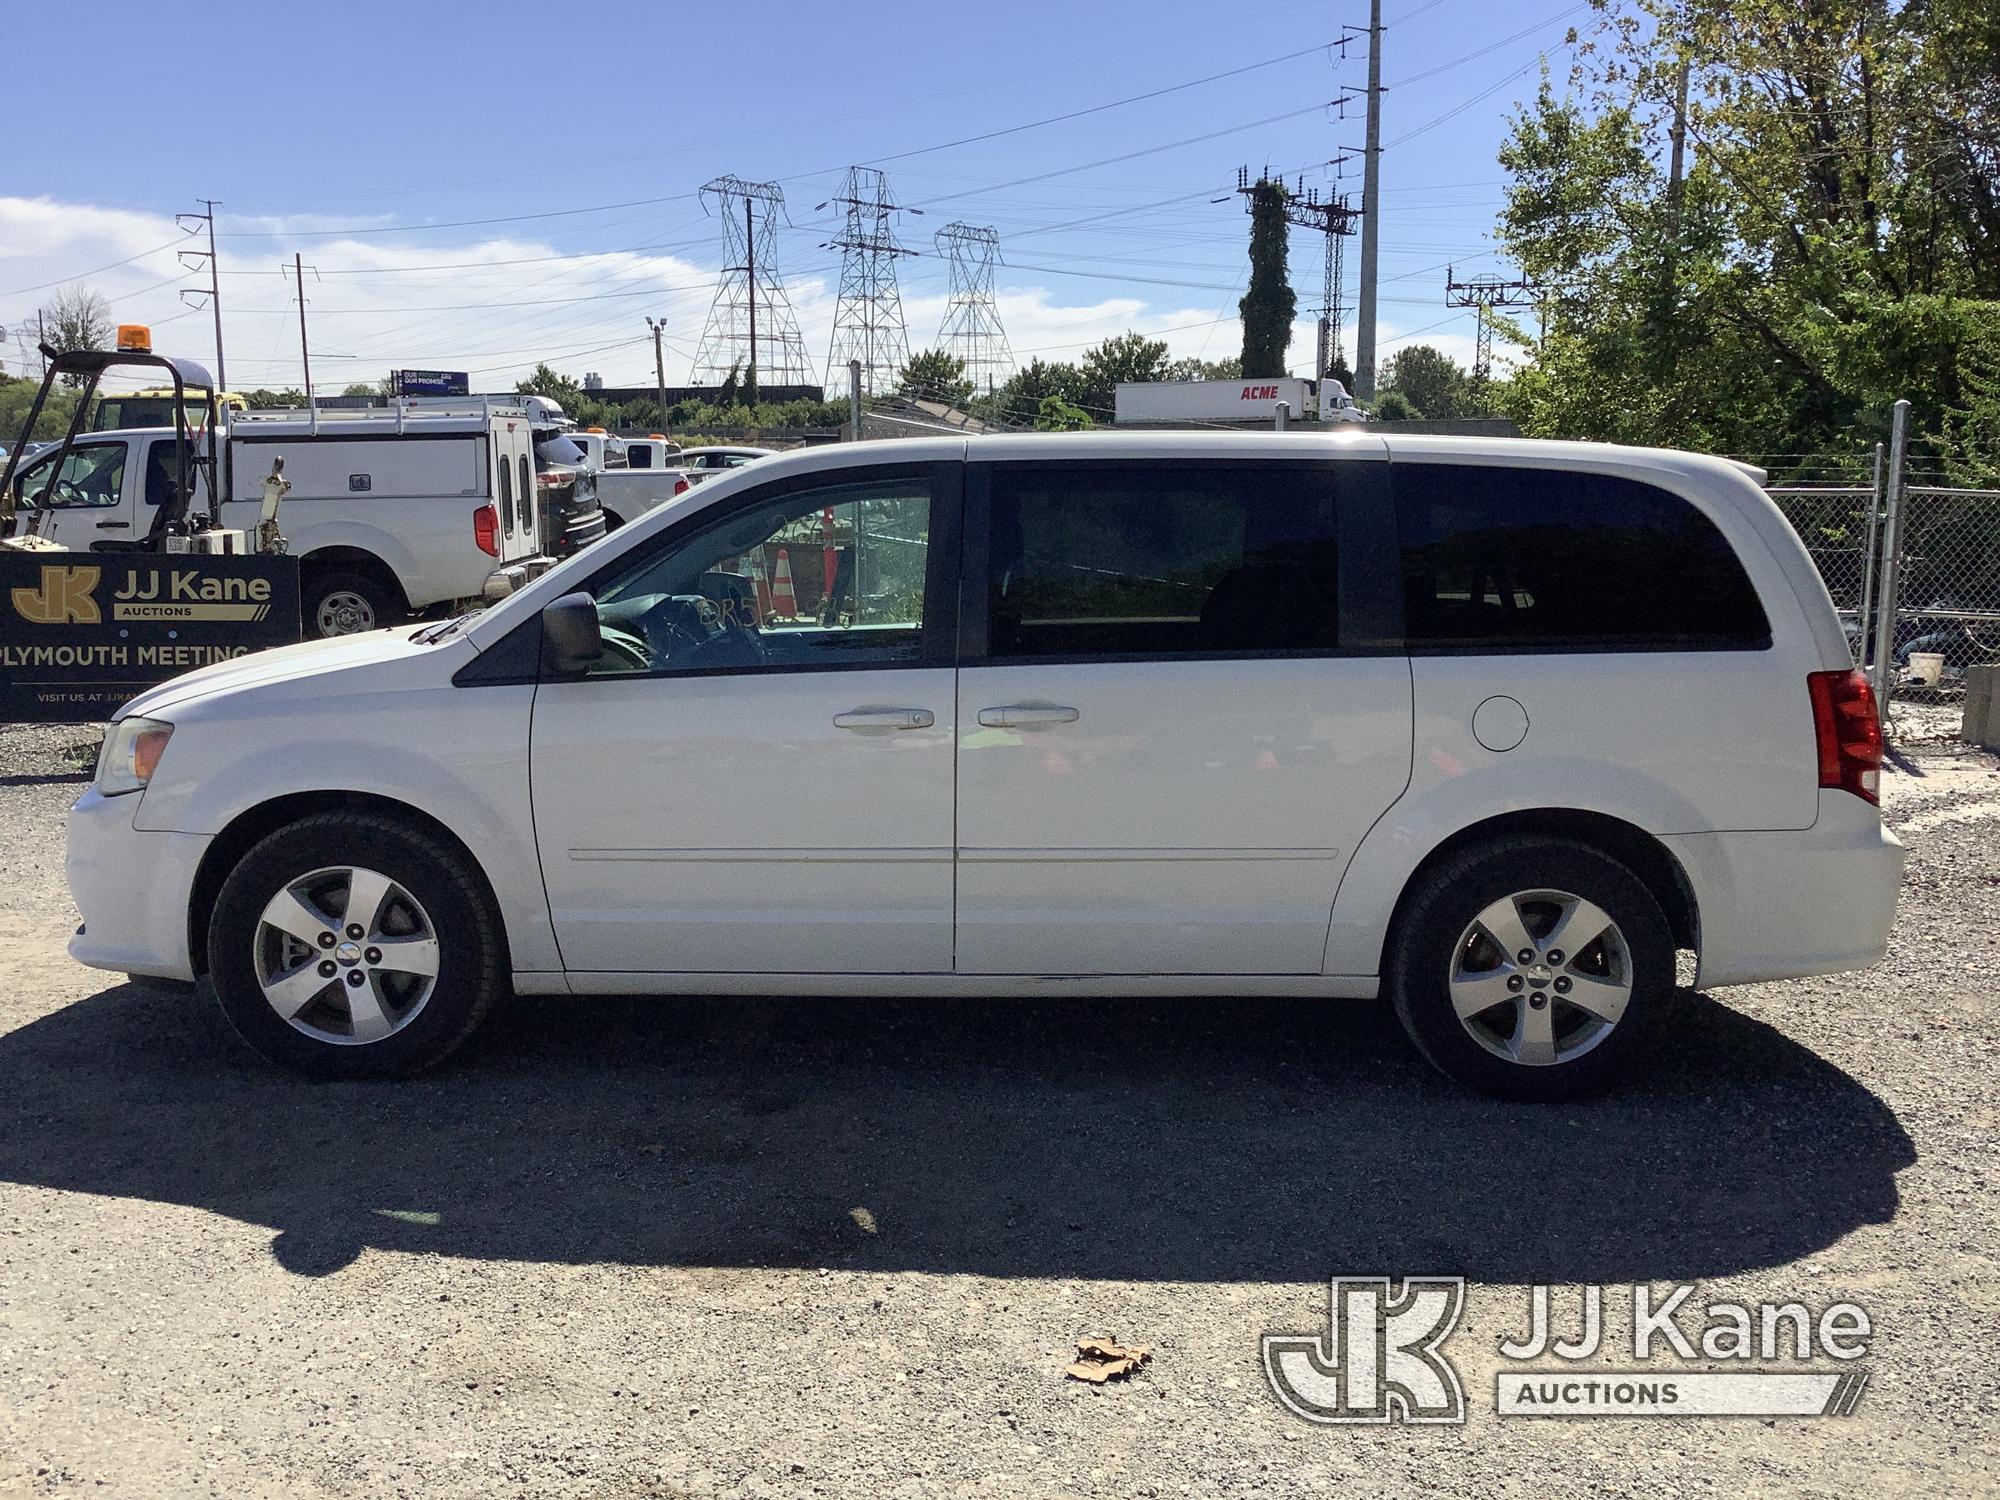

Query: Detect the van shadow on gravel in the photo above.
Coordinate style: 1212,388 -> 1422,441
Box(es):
0,981 -> 1912,1283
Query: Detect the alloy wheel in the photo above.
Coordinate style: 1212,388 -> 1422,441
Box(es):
253,865 -> 441,1045
1448,888 -> 1633,1067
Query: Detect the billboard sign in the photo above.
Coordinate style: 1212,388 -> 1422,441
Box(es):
392,369 -> 471,397
0,552 -> 301,721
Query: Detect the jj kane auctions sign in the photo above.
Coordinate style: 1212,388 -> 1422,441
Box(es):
0,554 -> 301,722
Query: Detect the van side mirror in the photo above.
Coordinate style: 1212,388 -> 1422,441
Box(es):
540,591 -> 602,677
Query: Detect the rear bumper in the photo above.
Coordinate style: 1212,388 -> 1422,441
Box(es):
1664,790 -> 1906,988
66,786 -> 208,982
482,555 -> 557,600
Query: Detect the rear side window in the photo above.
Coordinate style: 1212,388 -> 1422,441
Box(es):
628,446 -> 652,469
984,463 -> 1338,659
1396,464 -> 1769,651
497,450 -> 514,535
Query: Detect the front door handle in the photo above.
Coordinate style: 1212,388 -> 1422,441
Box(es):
977,704 -> 1080,729
832,708 -> 935,731
95,520 -> 130,530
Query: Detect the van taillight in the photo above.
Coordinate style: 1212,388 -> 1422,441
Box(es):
473,504 -> 499,557
1808,669 -> 1882,805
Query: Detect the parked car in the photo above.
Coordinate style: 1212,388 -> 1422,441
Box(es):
564,428 -> 688,530
67,432 -> 1903,1097
8,402 -> 553,635
677,444 -> 774,482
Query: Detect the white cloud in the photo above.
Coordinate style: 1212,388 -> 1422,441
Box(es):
0,194 -> 1495,397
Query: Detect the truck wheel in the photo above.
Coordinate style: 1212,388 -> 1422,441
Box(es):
305,568 -> 398,637
1387,837 -> 1672,1102
601,509 -> 625,533
206,812 -> 505,1079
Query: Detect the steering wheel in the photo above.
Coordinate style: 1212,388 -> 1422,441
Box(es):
595,629 -> 653,673
636,595 -> 713,664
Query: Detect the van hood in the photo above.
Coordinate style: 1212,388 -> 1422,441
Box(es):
117,625 -> 451,720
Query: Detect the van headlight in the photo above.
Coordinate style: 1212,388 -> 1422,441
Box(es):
96,717 -> 174,797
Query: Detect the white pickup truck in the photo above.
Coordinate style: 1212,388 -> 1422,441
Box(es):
563,433 -> 776,528
7,400 -> 554,636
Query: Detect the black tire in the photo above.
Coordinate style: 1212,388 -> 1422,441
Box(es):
1387,836 -> 1672,1102
601,509 -> 625,533
207,812 -> 504,1079
303,567 -> 400,638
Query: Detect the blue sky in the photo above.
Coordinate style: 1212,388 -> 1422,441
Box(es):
0,0 -> 1588,396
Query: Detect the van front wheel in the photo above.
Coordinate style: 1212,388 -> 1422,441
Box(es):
1387,837 -> 1672,1101
207,812 -> 504,1079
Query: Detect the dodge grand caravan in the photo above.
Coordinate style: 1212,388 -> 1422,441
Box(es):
66,433 -> 1904,1099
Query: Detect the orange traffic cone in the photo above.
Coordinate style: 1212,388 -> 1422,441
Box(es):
772,547 -> 799,619
749,554 -> 774,624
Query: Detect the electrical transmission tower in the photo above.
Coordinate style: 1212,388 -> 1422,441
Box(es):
933,223 -> 1012,398
821,167 -> 918,396
1444,265 -> 1540,386
691,176 -> 813,391
1235,167 -> 1359,383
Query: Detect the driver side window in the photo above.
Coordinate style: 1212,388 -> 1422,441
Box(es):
585,475 -> 932,677
18,444 -> 127,509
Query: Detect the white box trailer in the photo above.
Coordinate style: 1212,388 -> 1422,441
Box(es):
1114,377 -> 1324,425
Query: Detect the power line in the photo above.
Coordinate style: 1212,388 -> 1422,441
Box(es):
214,193 -> 700,240
865,41 -> 1338,168
0,236 -> 183,298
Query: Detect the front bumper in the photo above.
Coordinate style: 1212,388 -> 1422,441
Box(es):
1664,790 -> 1907,989
482,555 -> 557,600
66,786 -> 208,982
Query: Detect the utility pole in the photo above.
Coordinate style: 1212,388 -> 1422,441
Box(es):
36,311 -> 46,377
293,253 -> 313,406
1354,0 -> 1384,400
645,316 -> 670,435
175,199 -> 227,392
1667,58 -> 1691,224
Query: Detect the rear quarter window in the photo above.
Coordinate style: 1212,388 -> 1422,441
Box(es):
1395,463 -> 1770,652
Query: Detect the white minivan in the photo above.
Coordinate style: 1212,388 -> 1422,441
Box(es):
65,432 -> 1904,1099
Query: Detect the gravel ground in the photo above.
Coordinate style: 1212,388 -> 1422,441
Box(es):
0,717 -> 1995,1499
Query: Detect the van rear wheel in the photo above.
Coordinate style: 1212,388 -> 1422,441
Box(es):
207,812 -> 504,1079
1387,837 -> 1672,1101
305,568 -> 398,637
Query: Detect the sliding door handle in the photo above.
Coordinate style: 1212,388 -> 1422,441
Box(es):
833,708 -> 935,731
95,520 -> 131,530
977,704 -> 1080,729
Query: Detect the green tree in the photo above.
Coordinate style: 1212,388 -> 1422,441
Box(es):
995,358 -> 1088,428
1372,390 -> 1420,421
1238,179 -> 1296,378
242,388 -> 306,409
515,362 -> 585,413
340,383 -> 378,399
1073,331 -> 1174,417
0,374 -> 80,444
1379,345 -> 1472,420
1490,1 -> 2000,476
1034,393 -> 1091,431
1165,355 -> 1243,382
899,347 -> 974,408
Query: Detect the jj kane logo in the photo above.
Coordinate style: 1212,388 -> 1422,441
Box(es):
1263,1279 -> 1874,1425
1263,1277 -> 1468,1425
11,565 -> 102,625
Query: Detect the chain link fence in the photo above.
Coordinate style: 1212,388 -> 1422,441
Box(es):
1754,405 -> 2000,741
